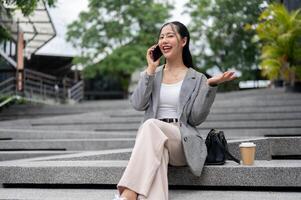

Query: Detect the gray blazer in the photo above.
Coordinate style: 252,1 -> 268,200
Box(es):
130,65 -> 217,176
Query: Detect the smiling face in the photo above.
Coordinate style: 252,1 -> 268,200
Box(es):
158,24 -> 187,60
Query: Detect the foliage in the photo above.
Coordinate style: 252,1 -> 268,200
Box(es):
66,0 -> 172,91
254,3 -> 301,85
0,95 -> 10,102
0,0 -> 56,43
0,25 -> 11,42
0,95 -> 27,106
186,0 -> 274,80
1,0 -> 56,16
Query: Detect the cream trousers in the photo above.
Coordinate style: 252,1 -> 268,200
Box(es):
117,118 -> 187,200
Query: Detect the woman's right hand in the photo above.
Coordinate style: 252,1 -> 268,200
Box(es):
146,45 -> 160,75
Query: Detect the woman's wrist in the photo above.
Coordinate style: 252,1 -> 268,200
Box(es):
146,65 -> 156,75
207,78 -> 219,87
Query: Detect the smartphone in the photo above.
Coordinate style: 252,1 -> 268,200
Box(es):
152,45 -> 163,61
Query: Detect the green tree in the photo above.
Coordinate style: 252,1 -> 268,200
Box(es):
255,3 -> 301,86
66,0 -> 172,91
186,0 -> 274,81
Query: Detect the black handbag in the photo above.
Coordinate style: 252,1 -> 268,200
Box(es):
205,129 -> 240,165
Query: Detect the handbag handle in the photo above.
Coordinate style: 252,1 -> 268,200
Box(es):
214,136 -> 240,164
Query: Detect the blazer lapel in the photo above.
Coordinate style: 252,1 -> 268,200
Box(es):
177,68 -> 197,118
153,66 -> 164,117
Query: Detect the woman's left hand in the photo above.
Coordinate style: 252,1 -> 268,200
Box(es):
207,71 -> 236,86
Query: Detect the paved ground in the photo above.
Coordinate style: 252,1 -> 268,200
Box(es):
0,188 -> 300,200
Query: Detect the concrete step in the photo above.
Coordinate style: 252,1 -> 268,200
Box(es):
0,129 -> 136,139
1,125 -> 300,139
211,106 -> 301,113
0,139 -> 135,151
47,150 -> 132,161
1,119 -> 299,132
270,137 -> 301,156
0,113 -> 301,132
0,151 -> 77,161
131,119 -> 298,128
16,113 -> 301,125
12,149 -> 133,161
2,101 -> 301,120
212,99 -> 301,107
1,137 -> 299,162
108,112 -> 301,120
0,100 -> 130,117
110,112 -> 301,121
55,149 -> 133,161
0,159 -> 300,187
0,137 -> 299,187
2,112 -> 300,127
227,137 -> 301,160
214,87 -> 300,98
40,138 -> 269,162
36,137 -> 300,162
0,188 -> 300,200
1,127 -> 300,140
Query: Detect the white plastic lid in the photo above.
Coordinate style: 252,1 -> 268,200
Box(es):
239,142 -> 256,147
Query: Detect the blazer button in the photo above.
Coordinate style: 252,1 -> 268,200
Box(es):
184,137 -> 188,142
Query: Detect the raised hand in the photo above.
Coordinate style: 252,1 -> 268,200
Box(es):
207,71 -> 236,86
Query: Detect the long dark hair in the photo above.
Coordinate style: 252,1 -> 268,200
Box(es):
158,21 -> 194,68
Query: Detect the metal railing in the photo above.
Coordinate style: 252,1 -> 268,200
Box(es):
0,76 -> 16,108
23,68 -> 57,99
0,69 -> 84,104
68,80 -> 84,102
0,76 -> 16,96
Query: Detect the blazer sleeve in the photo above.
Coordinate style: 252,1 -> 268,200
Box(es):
188,74 -> 217,126
130,70 -> 155,111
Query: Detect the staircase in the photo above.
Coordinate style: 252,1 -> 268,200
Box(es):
0,69 -> 84,107
0,88 -> 300,199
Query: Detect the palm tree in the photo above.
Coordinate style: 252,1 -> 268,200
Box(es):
255,3 -> 301,89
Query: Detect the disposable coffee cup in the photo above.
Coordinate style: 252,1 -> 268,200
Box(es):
239,142 -> 256,165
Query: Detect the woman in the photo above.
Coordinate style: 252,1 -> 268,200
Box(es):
114,21 -> 236,200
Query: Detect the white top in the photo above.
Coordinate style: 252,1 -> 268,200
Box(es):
156,80 -> 183,119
